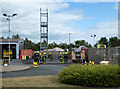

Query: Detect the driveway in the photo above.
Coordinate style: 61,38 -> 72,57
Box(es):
2,64 -> 71,78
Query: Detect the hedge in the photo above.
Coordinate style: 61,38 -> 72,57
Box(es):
58,65 -> 120,87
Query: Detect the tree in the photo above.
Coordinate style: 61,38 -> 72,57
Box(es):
109,37 -> 120,47
24,38 -> 35,50
12,34 -> 20,39
48,43 -> 54,49
98,37 -> 108,47
34,42 -> 40,51
70,43 -> 75,48
86,44 -> 92,48
75,40 -> 92,48
53,41 -> 58,47
41,40 -> 47,48
59,43 -> 68,49
48,41 -> 59,49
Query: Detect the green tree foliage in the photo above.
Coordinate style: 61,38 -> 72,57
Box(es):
69,43 -> 75,48
53,41 -> 59,47
96,36 -> 120,48
48,41 -> 59,49
98,37 -> 108,47
109,37 -> 120,47
41,40 -> 47,47
59,43 -> 69,49
1,34 -> 93,50
94,43 -> 97,48
75,40 -> 92,48
24,38 -> 41,51
48,43 -> 54,49
12,34 -> 20,39
24,38 -> 35,50
33,42 -> 40,51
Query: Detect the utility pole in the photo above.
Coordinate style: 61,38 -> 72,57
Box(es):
91,34 -> 96,48
69,33 -> 71,44
91,34 -> 96,62
69,33 -> 71,60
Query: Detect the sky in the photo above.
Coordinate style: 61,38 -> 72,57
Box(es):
1,1 -> 118,46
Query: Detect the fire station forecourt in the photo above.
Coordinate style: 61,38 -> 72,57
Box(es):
2,64 -> 120,88
1,1 -> 120,88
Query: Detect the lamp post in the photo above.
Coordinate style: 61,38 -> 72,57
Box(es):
69,33 -> 71,44
91,34 -> 96,61
68,33 -> 71,51
3,14 -> 17,64
91,34 -> 96,48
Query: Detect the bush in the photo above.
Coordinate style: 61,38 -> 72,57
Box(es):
58,65 -> 120,87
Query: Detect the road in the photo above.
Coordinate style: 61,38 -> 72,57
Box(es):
2,64 -> 71,78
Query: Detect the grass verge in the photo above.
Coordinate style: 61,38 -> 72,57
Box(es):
2,76 -> 79,87
2,75 -> 119,89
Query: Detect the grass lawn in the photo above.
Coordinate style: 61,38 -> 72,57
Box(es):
2,76 -> 80,87
2,76 -> 119,89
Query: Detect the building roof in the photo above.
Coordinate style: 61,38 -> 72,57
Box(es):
44,47 -> 64,52
75,46 -> 88,52
53,47 -> 64,51
0,39 -> 24,42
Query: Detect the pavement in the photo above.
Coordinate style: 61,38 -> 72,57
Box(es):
2,59 -> 73,78
2,63 -> 71,78
1,65 -> 31,73
1,59 -> 31,73
1,59 -> 72,73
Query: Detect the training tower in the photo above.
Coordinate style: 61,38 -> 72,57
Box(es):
40,8 -> 48,58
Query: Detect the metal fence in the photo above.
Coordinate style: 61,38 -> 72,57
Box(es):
87,48 -> 120,65
38,51 -> 64,59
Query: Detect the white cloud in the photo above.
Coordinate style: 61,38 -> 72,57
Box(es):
86,20 -> 118,45
72,0 -> 119,2
1,0 -> 119,2
62,20 -> 118,46
114,3 -> 118,10
1,2 -> 118,46
1,2 -> 90,44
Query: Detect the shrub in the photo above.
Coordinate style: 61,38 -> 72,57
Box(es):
58,65 -> 120,87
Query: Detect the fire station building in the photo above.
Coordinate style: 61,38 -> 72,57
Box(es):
0,39 -> 24,59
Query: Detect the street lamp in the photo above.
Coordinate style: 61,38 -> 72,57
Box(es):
69,33 -> 71,44
69,33 -> 71,51
3,13 -> 17,64
91,34 -> 96,48
91,34 -> 96,62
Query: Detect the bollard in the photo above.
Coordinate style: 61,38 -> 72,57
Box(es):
24,55 -> 26,60
89,61 -> 91,65
20,55 -> 22,59
39,59 -> 40,64
84,61 -> 87,65
92,61 -> 94,65
22,55 -> 24,60
33,62 -> 38,67
43,62 -> 46,64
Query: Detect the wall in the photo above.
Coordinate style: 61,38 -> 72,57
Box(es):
20,49 -> 33,59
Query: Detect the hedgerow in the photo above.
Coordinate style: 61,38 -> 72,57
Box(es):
58,65 -> 120,87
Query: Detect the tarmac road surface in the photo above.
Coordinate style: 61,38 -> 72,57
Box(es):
2,64 -> 71,78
